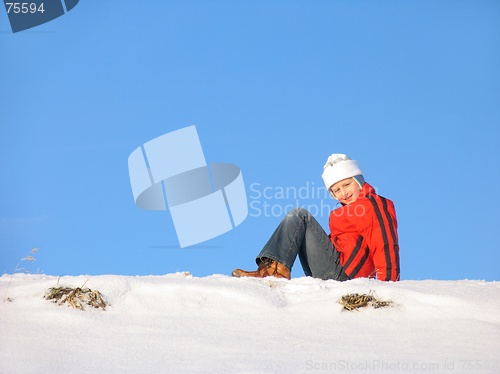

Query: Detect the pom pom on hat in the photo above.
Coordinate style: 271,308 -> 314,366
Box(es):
322,154 -> 363,197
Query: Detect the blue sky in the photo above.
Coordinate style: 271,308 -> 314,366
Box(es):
1,1 -> 499,281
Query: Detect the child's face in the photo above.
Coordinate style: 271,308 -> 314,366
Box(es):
330,178 -> 361,205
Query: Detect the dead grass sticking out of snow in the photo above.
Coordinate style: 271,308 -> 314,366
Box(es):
44,281 -> 107,311
340,291 -> 393,311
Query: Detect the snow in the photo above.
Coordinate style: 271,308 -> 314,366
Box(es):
1,273 -> 499,374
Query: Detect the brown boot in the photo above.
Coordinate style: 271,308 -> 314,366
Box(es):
232,258 -> 291,280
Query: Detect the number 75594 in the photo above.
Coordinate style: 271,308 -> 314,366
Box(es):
5,3 -> 45,14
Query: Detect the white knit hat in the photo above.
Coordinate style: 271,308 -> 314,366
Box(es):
322,154 -> 363,197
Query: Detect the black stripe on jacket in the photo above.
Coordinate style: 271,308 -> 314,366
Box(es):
368,195 -> 392,281
349,246 -> 370,279
380,196 -> 400,279
333,235 -> 367,280
342,235 -> 363,270
333,235 -> 370,279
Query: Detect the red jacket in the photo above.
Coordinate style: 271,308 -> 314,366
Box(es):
329,182 -> 400,281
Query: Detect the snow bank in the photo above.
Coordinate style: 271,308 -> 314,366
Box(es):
1,273 -> 499,374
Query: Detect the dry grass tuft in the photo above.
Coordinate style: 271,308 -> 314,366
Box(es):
44,281 -> 107,311
3,248 -> 39,302
340,291 -> 393,311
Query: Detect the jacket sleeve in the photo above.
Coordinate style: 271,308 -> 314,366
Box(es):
364,196 -> 400,281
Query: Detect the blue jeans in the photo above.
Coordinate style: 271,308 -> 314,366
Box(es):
257,208 -> 348,281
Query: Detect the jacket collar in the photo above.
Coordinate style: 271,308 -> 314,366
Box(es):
358,182 -> 376,200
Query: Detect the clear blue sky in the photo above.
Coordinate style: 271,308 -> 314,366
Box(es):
1,1 -> 499,281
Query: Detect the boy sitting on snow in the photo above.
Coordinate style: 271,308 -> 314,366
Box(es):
232,154 -> 400,281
